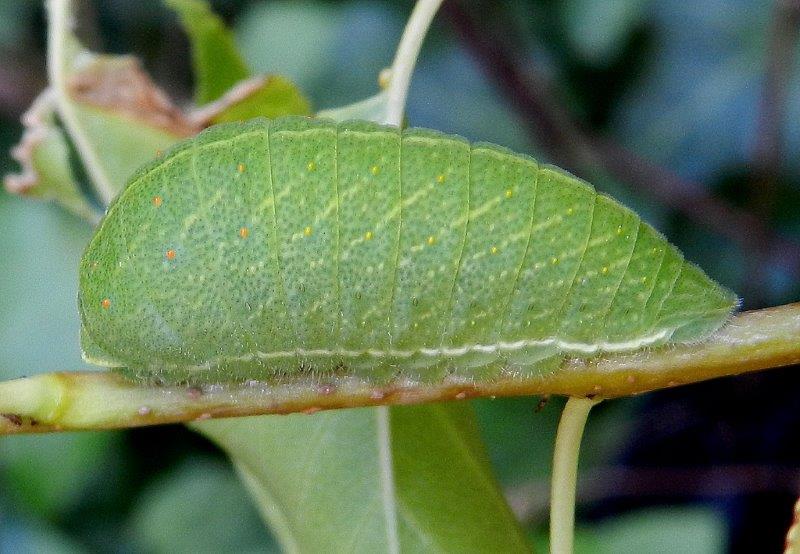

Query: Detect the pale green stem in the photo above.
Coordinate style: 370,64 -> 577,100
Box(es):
1,304 -> 798,435
383,0 -> 445,126
47,0 -> 115,205
550,396 -> 601,554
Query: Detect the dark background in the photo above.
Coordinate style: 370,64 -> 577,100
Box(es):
1,0 -> 799,552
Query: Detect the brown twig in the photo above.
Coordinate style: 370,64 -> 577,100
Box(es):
442,1 -> 800,287
1,303 -> 798,435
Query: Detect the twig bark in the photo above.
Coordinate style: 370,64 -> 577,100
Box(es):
1,303 -> 798,435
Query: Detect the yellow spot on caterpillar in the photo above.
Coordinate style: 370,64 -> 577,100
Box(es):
436,174 -> 446,184
152,195 -> 162,207
640,276 -> 648,284
370,165 -> 381,176
616,225 -> 623,235
166,249 -> 176,261
505,189 -> 514,198
470,320 -> 476,326
551,257 -> 559,265
237,163 -> 246,173
304,226 -> 313,237
490,246 -> 499,254
101,298 -> 111,310
239,227 -> 249,239
566,207 -> 574,215
601,266 -> 609,275
307,161 -> 317,172
365,231 -> 374,240
427,235 -> 436,245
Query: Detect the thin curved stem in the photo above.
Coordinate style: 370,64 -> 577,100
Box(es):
48,0 -> 115,204
383,0 -> 444,126
550,396 -> 600,554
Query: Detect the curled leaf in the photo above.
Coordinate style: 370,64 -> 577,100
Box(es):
4,89 -> 99,222
67,54 -> 196,137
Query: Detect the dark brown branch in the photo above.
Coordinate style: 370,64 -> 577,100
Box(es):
443,1 -> 800,282
754,0 -> 800,175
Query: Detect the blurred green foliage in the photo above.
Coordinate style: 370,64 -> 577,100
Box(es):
2,0 -> 798,552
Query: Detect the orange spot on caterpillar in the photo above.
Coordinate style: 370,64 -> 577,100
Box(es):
239,227 -> 249,239
152,195 -> 163,207
237,163 -> 246,173
101,298 -> 111,310
166,249 -> 176,261
155,149 -> 163,158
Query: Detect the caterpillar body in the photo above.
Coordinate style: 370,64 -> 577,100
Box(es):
78,117 -> 737,384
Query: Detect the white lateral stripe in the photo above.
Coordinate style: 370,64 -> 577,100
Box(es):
189,329 -> 673,369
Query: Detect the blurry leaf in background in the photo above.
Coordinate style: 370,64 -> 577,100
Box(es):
0,432 -> 119,520
237,1 -> 344,101
131,459 -> 277,554
570,506 -> 728,554
0,509 -> 87,554
198,404 -> 531,553
317,89 -> 389,123
4,90 -> 99,222
561,0 -> 649,65
236,0 -> 408,110
198,75 -> 311,124
0,199 -> 91,379
164,0 -> 312,120
163,0 -> 250,104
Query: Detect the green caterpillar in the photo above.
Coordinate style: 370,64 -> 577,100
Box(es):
78,117 -> 738,384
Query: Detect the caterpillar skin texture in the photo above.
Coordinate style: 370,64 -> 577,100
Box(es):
79,117 -> 738,383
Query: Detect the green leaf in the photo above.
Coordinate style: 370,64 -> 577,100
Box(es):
163,0 -> 251,104
206,76 -> 312,123
0,432 -> 118,518
131,460 -> 278,553
575,506 -> 727,553
195,404 -> 531,553
4,90 -> 99,222
317,90 -> 390,123
561,0 -> 648,65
